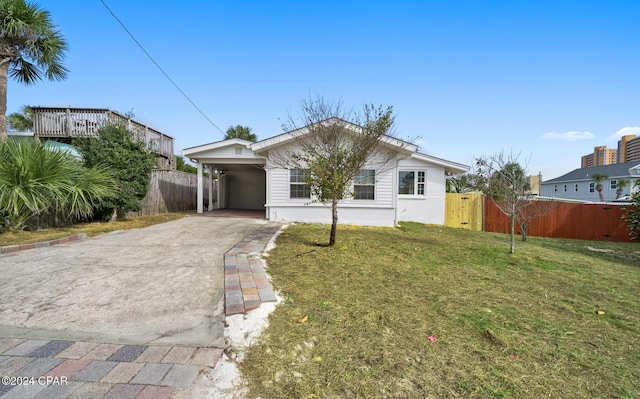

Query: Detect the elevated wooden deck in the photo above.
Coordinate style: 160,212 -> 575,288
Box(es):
31,107 -> 175,169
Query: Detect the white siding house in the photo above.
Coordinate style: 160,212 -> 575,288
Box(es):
182,120 -> 469,226
540,162 -> 640,202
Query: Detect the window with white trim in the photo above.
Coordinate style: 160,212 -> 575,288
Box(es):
575,183 -> 579,192
610,179 -> 617,190
554,184 -> 558,192
563,184 -> 567,192
290,169 -> 311,198
589,183 -> 595,193
354,170 -> 375,200
399,170 -> 425,195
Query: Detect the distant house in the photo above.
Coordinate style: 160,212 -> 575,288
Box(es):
182,119 -> 469,226
30,107 -> 176,170
540,162 -> 640,202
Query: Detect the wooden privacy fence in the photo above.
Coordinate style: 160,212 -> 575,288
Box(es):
125,170 -> 213,217
445,193 -> 634,242
484,198 -> 633,242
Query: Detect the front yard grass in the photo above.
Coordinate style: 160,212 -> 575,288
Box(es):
241,222 -> 640,399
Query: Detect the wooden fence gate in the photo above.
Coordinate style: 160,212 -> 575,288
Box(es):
445,193 -> 483,231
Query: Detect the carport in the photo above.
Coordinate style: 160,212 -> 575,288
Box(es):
181,138 -> 266,215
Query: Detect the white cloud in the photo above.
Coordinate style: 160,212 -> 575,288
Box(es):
542,131 -> 594,141
607,126 -> 640,141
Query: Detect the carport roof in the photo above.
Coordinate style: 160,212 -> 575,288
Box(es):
182,138 -> 264,165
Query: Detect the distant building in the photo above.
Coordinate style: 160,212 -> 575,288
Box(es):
581,145 -> 617,168
540,161 -> 640,202
580,135 -> 640,168
526,174 -> 542,195
617,134 -> 640,164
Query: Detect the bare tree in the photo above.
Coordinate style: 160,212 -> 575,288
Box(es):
476,151 -> 531,254
273,97 -> 406,246
515,197 -> 556,241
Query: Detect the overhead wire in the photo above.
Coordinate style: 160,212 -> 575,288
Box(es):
99,0 -> 225,134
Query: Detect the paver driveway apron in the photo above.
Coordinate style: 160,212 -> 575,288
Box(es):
0,216 -> 267,348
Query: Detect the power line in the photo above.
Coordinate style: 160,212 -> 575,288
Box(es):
99,0 -> 224,134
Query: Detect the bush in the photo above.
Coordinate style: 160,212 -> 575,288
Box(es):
0,138 -> 117,231
74,124 -> 156,220
623,179 -> 640,240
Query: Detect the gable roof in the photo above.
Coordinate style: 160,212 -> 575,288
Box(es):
542,161 -> 640,184
250,117 -> 418,155
182,138 -> 252,155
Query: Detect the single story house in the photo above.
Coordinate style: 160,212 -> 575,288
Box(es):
182,119 -> 469,227
540,161 -> 640,202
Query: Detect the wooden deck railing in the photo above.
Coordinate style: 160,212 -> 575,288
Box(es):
31,107 -> 175,165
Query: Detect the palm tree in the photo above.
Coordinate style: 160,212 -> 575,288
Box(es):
225,125 -> 257,142
0,138 -> 117,230
6,104 -> 32,131
592,173 -> 608,202
615,178 -> 631,199
0,0 -> 69,139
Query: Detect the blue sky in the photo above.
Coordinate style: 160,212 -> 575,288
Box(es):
9,1 -> 640,179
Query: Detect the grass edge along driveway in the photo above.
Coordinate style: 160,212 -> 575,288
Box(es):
241,222 -> 640,399
0,211 -> 193,247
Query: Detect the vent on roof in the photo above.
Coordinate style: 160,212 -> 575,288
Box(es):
235,147 -> 243,155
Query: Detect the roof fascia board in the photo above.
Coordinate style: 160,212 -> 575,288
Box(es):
411,152 -> 470,173
182,138 -> 253,156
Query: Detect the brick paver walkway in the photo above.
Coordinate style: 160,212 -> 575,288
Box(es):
0,338 -> 223,398
224,222 -> 282,315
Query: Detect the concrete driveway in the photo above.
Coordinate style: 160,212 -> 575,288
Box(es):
0,216 -> 267,349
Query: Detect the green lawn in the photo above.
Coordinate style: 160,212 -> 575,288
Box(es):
241,223 -> 640,399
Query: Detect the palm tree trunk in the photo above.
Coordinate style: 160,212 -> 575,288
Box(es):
0,58 -> 9,139
596,183 -> 604,202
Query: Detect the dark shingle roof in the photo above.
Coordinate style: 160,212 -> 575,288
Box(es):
543,161 -> 640,183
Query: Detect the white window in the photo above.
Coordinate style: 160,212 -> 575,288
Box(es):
589,183 -> 595,193
554,184 -> 558,192
563,184 -> 567,192
290,169 -> 310,198
399,170 -> 426,195
575,183 -> 579,192
354,170 -> 375,200
611,179 -> 617,190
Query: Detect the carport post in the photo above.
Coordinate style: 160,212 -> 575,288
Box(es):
197,160 -> 203,213
208,167 -> 214,211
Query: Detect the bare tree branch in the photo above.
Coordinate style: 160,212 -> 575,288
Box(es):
476,150 -> 543,253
